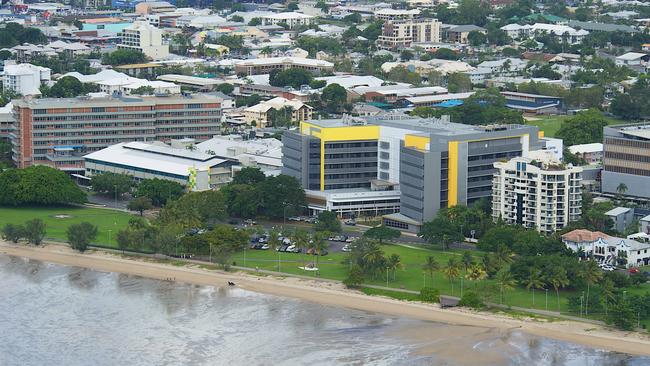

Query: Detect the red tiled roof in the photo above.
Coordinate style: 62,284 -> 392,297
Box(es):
561,229 -> 609,243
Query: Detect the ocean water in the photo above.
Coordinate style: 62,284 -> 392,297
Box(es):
0,255 -> 649,366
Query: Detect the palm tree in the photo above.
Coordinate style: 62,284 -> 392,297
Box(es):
461,251 -> 473,296
268,229 -> 282,272
495,245 -> 514,266
466,263 -> 487,289
495,267 -> 517,304
363,243 -> 386,279
601,278 -> 615,316
580,260 -> 603,316
291,228 -> 309,269
260,46 -> 273,57
442,258 -> 461,296
386,253 -> 403,281
547,266 -> 569,312
616,182 -> 628,195
524,268 -> 545,306
311,232 -> 330,276
422,256 -> 440,286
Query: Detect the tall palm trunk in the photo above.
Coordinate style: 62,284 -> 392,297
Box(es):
532,288 -> 535,306
586,283 -> 590,316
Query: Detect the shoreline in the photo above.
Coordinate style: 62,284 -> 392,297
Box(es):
2,242 -> 650,357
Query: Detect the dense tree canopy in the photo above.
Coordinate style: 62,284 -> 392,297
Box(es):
101,49 -> 148,66
0,166 -> 86,206
91,172 -> 133,197
0,23 -> 47,48
269,67 -> 314,89
556,109 -> 609,146
135,178 -> 184,206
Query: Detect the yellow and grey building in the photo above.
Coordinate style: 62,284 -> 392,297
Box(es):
282,117 -> 542,231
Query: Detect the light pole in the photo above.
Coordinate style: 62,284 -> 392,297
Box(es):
580,292 -> 584,317
108,229 -> 112,246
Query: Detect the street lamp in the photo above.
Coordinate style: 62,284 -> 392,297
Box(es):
545,289 -> 549,311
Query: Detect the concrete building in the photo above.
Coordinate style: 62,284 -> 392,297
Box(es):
84,141 -> 236,190
500,91 -> 564,115
615,52 -> 649,67
605,207 -> 635,234
0,102 -> 12,141
492,153 -> 583,234
234,57 -> 334,76
282,115 -> 542,228
117,21 -> 169,60
443,25 -> 486,44
261,12 -> 314,29
2,63 -> 51,96
602,123 -> 650,200
568,143 -> 603,164
529,23 -> 589,44
10,93 -> 224,173
374,8 -> 420,21
377,18 -> 442,50
135,1 -> 175,15
196,135 -> 283,175
243,97 -> 312,128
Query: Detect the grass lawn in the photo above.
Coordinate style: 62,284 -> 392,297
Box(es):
0,206 -> 134,248
233,244 -> 577,313
525,115 -> 626,138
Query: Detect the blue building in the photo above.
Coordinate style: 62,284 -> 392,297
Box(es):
500,91 -> 564,115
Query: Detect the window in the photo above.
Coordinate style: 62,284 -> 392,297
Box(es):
380,172 -> 389,180
380,141 -> 390,149
380,162 -> 389,170
380,152 -> 390,159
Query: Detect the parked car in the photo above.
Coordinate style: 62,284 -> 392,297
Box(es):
601,264 -> 615,272
342,245 -> 352,252
629,268 -> 640,274
338,235 -> 348,242
261,244 -> 270,250
345,237 -> 356,243
244,219 -> 257,225
344,219 -> 356,226
288,216 -> 302,221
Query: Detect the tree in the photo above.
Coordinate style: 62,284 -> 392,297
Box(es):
363,225 -> 400,244
135,179 -> 184,206
41,76 -> 99,98
434,48 -> 460,60
67,222 -> 98,252
267,229 -> 282,271
556,109 -> 609,146
205,225 -> 249,269
443,258 -> 461,295
343,13 -> 361,23
24,219 -> 46,245
0,166 -> 86,206
386,253 -> 403,281
524,268 -> 544,306
232,167 -> 266,185
230,15 -> 244,23
344,265 -> 365,288
91,172 -> 133,197
580,260 -> 603,316
467,30 -> 487,47
466,263 -> 487,290
361,241 -> 386,279
257,175 -> 306,219
386,66 -> 421,85
287,2 -> 299,10
319,83 -> 347,113
269,67 -> 314,89
310,231 -> 330,275
127,197 -> 153,216
291,228 -> 310,269
400,50 -> 414,61
419,214 -> 462,250
616,183 -> 628,196
547,266 -> 569,311
101,49 -> 147,66
216,83 -> 234,95
447,73 -> 472,92
157,190 -> 227,229
129,86 -> 156,95
495,267 -> 516,304
249,18 -> 262,26
2,224 -> 24,243
422,256 -> 440,286
314,211 -> 341,233
221,184 -> 260,218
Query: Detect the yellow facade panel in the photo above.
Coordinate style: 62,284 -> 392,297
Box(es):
447,140 -> 459,207
404,134 -> 430,150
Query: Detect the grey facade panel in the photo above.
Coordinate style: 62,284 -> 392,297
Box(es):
602,171 -> 650,199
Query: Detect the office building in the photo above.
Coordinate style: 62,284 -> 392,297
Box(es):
377,18 -> 441,50
117,21 -> 169,60
492,153 -> 583,234
2,63 -> 51,96
602,123 -> 650,199
283,115 -> 541,226
374,8 -> 420,21
234,57 -> 334,76
10,93 -> 224,173
84,141 -> 237,190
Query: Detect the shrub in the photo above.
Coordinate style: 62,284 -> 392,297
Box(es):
459,291 -> 484,309
343,265 -> 365,288
419,287 -> 440,303
2,224 -> 25,243
24,219 -> 46,245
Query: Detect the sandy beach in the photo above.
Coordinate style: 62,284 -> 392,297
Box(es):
3,241 -> 650,357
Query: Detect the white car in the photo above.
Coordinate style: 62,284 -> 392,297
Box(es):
342,245 -> 352,252
286,245 -> 296,252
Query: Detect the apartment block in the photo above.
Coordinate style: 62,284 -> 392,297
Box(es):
377,18 -> 441,50
117,21 -> 169,60
492,154 -> 583,234
602,123 -> 650,199
10,93 -> 223,173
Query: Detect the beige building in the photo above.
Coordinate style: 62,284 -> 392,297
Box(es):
374,8 -> 420,21
135,1 -> 176,15
492,153 -> 582,234
377,18 -> 441,50
234,57 -> 334,76
243,97 -> 312,128
117,21 -> 169,60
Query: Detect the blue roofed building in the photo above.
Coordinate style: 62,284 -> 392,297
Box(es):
500,91 -> 564,115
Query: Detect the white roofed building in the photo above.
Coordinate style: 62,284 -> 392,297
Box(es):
117,21 -> 169,60
261,12 -> 314,29
2,63 -> 51,96
234,57 -> 334,76
243,97 -> 313,128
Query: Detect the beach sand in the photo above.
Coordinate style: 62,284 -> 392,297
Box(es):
3,241 -> 650,357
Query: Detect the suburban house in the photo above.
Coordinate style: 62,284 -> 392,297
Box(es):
243,97 -> 312,128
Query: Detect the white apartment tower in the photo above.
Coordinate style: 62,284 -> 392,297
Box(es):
377,18 -> 441,50
492,154 -> 583,234
2,63 -> 51,96
117,21 -> 169,60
